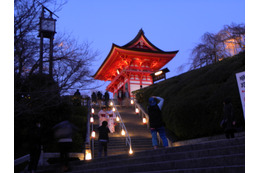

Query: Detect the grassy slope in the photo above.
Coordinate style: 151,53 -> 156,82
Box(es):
134,52 -> 245,140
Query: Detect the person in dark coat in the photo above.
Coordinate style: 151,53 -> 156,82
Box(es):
28,120 -> 42,173
97,91 -> 103,108
53,120 -> 78,172
73,89 -> 82,106
98,121 -> 110,157
223,98 -> 236,139
147,96 -> 168,149
91,92 -> 97,105
104,91 -> 110,107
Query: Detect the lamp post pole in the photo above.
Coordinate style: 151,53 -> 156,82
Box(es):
39,6 -> 44,74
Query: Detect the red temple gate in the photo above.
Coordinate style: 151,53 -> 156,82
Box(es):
93,29 -> 178,98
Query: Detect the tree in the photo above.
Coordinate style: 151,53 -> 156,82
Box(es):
189,23 -> 245,70
14,0 -> 99,118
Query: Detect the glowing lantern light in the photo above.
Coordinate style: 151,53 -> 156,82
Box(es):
91,108 -> 94,114
130,100 -> 134,105
91,131 -> 96,138
110,102 -> 113,106
142,117 -> 147,124
155,70 -> 163,76
121,129 -> 126,136
85,149 -> 92,160
112,107 -> 116,112
116,116 -> 120,122
129,147 -> 133,155
90,117 -> 94,123
135,108 -> 139,114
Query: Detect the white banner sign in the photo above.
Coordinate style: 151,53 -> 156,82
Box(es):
236,71 -> 245,118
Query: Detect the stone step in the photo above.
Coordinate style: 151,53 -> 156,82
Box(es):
72,144 -> 244,171
40,135 -> 245,173
88,135 -> 244,160
133,165 -> 245,173
70,153 -> 244,173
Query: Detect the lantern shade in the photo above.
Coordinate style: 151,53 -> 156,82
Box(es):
142,117 -> 147,124
129,147 -> 133,155
85,149 -> 92,160
90,117 -> 94,123
91,131 -> 96,138
121,129 -> 126,136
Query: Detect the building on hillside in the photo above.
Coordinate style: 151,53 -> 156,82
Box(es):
93,29 -> 178,99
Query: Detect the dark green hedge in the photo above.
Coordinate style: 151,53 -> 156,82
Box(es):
134,52 -> 245,141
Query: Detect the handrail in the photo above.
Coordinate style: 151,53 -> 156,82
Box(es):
111,100 -> 132,150
134,99 -> 150,129
133,99 -> 169,146
14,154 -> 30,166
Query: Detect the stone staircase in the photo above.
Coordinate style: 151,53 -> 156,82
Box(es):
91,105 -> 153,158
38,105 -> 245,172
67,135 -> 245,173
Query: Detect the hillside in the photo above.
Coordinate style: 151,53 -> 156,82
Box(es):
133,51 -> 245,141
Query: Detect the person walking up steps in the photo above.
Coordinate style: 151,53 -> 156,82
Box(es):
98,121 -> 110,157
148,96 -> 168,149
98,106 -> 108,127
107,106 -> 116,133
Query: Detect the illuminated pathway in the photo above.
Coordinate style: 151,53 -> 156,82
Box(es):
92,105 -> 153,157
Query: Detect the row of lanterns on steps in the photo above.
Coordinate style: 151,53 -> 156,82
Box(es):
86,100 -> 143,160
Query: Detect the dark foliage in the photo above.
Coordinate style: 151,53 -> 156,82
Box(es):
133,52 -> 245,141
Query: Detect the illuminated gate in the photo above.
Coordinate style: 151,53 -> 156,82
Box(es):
93,29 -> 178,98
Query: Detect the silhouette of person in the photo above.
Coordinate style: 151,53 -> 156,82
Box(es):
223,98 -> 236,139
104,91 -> 110,107
91,92 -> 97,105
28,120 -> 42,173
53,120 -> 78,172
73,89 -> 82,106
98,121 -> 110,157
148,96 -> 168,149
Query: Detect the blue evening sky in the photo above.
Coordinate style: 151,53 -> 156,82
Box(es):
54,0 -> 245,95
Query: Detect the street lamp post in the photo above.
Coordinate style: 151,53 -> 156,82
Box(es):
38,5 -> 57,78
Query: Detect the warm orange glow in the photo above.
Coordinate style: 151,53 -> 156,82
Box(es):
121,129 -> 126,136
135,108 -> 139,114
112,107 -> 116,112
142,117 -> 147,124
91,131 -> 96,138
90,117 -> 94,123
130,100 -> 134,105
85,149 -> 92,160
91,108 -> 95,114
116,116 -> 120,122
129,147 -> 133,155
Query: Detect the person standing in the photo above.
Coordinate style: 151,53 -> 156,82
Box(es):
97,91 -> 103,108
53,120 -> 78,172
104,91 -> 110,107
28,120 -> 42,173
91,92 -> 97,105
147,96 -> 168,149
98,121 -> 110,157
106,106 -> 116,133
98,106 -> 108,127
73,89 -> 82,106
223,98 -> 236,139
